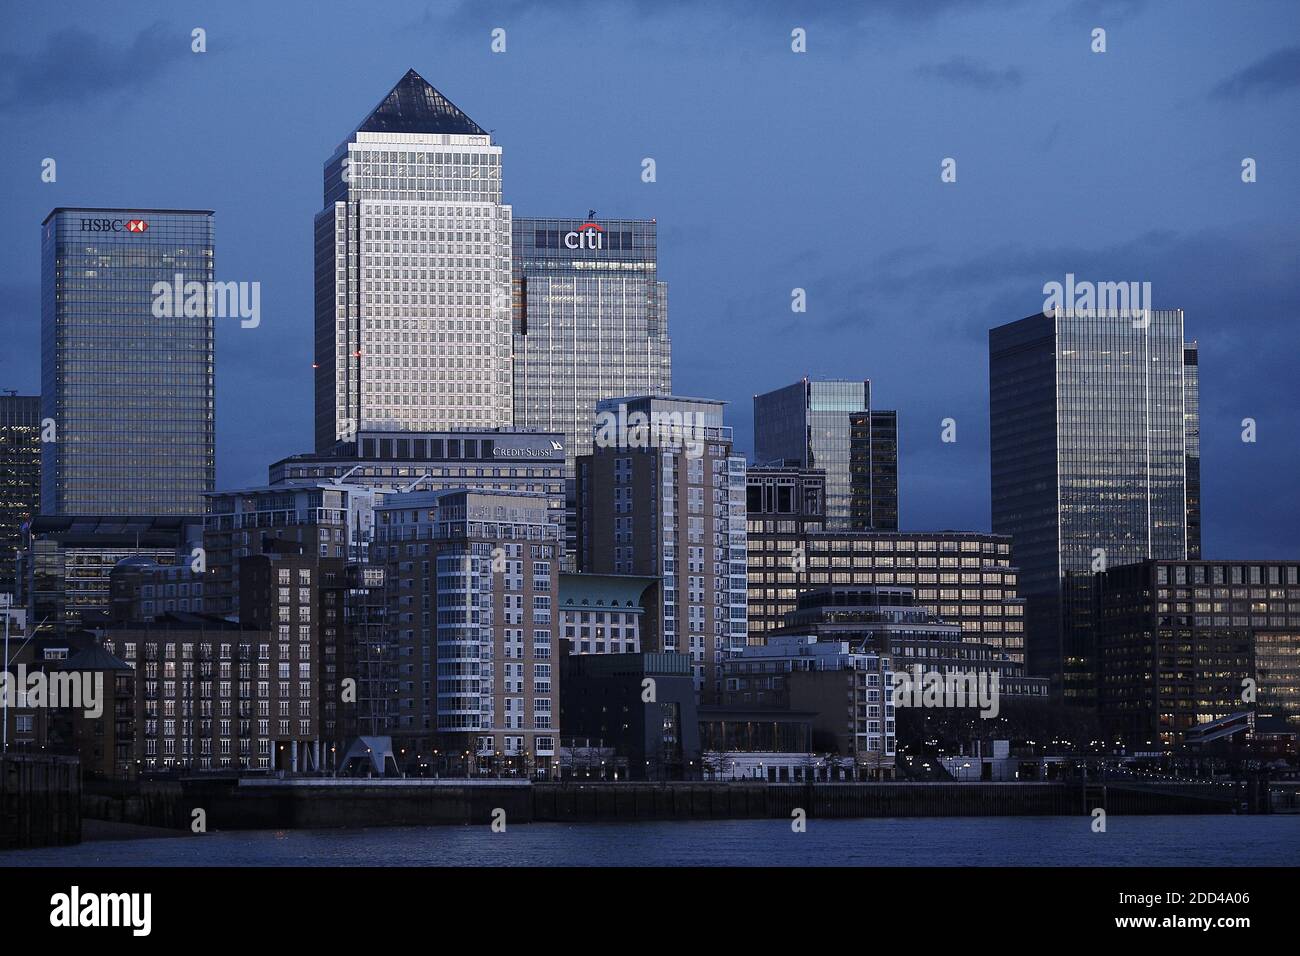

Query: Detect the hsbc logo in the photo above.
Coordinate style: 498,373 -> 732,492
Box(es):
563,222 -> 604,250
80,218 -> 149,233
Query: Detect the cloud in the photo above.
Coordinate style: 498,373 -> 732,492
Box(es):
1061,0 -> 1150,25
916,56 -> 1024,91
711,222 -> 1300,551
0,21 -> 187,113
418,0 -> 1024,33
1211,46 -> 1300,100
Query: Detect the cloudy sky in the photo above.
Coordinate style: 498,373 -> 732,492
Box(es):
2,0 -> 1297,555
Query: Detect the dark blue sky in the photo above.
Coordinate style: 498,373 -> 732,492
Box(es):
3,0 -> 1297,556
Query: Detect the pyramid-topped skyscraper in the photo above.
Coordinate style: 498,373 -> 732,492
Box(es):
353,68 -> 487,136
314,70 -> 513,451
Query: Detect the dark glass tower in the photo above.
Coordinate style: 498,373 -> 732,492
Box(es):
989,310 -> 1199,699
41,209 -> 215,515
753,379 -> 897,531
1183,342 -> 1201,559
851,409 -> 898,531
0,394 -> 42,596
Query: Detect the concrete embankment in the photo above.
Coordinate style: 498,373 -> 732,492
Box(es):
80,777 -> 1250,832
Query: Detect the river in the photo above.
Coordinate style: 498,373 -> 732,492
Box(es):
4,815 -> 1298,866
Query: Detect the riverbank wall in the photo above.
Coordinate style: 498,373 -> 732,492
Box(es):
1,755 -> 81,849
81,777 -> 1254,832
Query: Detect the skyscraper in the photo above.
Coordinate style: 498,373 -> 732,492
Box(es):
576,395 -> 748,701
512,217 -> 671,471
989,309 -> 1200,699
0,394 -> 41,596
1183,342 -> 1201,559
512,216 -> 671,551
41,208 -> 215,515
314,69 -> 514,451
753,379 -> 897,531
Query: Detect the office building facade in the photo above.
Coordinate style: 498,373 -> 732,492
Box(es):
372,489 -> 563,775
18,515 -> 200,628
511,216 -> 671,475
238,552 -> 351,763
990,310 -> 1200,699
314,70 -> 513,451
559,651 -> 699,780
203,483 -> 384,617
109,557 -> 206,622
102,615 -> 325,772
559,572 -> 659,655
1095,559 -> 1300,747
745,466 -> 1025,661
0,395 -> 42,597
770,586 -> 1046,699
270,428 -> 566,533
1183,343 -> 1201,559
41,208 -> 215,516
753,379 -> 897,531
721,635 -> 896,776
576,395 -> 748,700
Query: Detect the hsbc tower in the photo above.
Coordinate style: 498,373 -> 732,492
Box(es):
40,207 -> 216,515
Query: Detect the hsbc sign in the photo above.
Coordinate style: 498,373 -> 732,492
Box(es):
80,218 -> 149,233
563,222 -> 604,250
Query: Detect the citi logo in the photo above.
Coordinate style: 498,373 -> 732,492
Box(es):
79,218 -> 149,233
564,222 -> 604,250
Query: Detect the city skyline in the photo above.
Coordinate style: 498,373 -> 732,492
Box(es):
3,1 -> 1296,558
3,3 -> 1299,893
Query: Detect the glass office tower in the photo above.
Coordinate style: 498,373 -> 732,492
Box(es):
989,309 -> 1199,699
314,69 -> 514,451
512,217 -> 671,549
1183,342 -> 1201,559
512,217 -> 670,470
753,379 -> 897,531
40,208 -> 215,515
